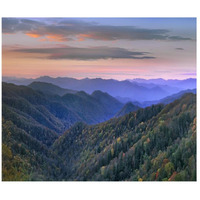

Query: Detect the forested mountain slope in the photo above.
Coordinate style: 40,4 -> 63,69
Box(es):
2,118 -> 68,181
53,93 -> 196,181
2,82 -> 123,138
28,81 -> 77,96
115,102 -> 140,117
2,83 -> 196,181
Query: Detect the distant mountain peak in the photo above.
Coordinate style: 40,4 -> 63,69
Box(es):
115,102 -> 140,117
92,90 -> 107,96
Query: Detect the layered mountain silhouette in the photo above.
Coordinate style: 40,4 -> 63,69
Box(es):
52,93 -> 196,181
29,81 -> 77,96
2,82 -> 123,138
2,80 -> 196,181
141,88 -> 196,107
131,78 -> 196,89
3,76 -> 196,102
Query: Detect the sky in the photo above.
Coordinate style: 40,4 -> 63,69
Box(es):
2,18 -> 196,80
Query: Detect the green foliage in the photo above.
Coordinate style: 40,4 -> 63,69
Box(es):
2,82 -> 123,136
52,93 -> 196,181
165,162 -> 175,178
2,83 -> 196,181
2,118 -> 67,181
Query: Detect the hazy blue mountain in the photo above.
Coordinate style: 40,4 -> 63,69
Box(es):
2,82 -> 123,136
2,76 -> 34,85
115,102 -> 140,117
141,88 -> 196,107
29,81 -> 77,96
2,76 -> 170,101
91,90 -> 123,116
33,77 -> 170,101
131,78 -> 196,90
3,76 -> 196,102
159,88 -> 196,104
133,82 -> 181,94
115,96 -> 134,104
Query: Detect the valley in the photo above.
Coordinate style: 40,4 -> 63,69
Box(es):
2,79 -> 196,181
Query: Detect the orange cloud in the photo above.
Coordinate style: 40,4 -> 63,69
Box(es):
26,31 -> 112,42
26,32 -> 41,38
39,38 -> 48,42
46,34 -> 67,42
78,34 -> 92,41
25,30 -> 69,42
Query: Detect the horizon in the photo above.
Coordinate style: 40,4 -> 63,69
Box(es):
2,75 -> 196,82
2,18 -> 196,80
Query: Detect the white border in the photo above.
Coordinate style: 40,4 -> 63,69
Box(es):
0,1 -> 199,200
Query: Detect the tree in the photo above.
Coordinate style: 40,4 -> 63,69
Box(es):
165,162 -> 175,178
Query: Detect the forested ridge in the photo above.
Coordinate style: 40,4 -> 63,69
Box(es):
2,82 -> 123,136
2,82 -> 196,181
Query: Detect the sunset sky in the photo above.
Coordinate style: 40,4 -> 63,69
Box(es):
2,18 -> 196,80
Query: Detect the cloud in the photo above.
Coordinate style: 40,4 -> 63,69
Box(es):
12,46 -> 156,60
2,18 -> 44,33
169,36 -> 191,40
2,18 -> 193,42
175,48 -> 184,50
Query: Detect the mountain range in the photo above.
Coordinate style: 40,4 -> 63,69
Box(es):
2,82 -> 123,140
2,76 -> 196,102
29,81 -> 77,96
130,78 -> 196,89
1,77 -> 197,181
2,89 -> 196,181
140,88 -> 196,107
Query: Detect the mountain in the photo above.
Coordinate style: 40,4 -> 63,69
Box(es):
2,76 -> 34,85
28,81 -> 77,96
61,90 -> 123,124
91,90 -> 123,116
3,76 -> 178,102
132,81 -> 181,95
2,92 -> 196,181
35,76 -> 169,102
159,88 -> 196,105
2,82 -> 60,146
2,82 -> 123,137
141,88 -> 196,107
52,93 -> 196,181
115,102 -> 140,117
131,78 -> 196,90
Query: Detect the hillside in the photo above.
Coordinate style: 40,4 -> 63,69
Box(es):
53,93 -> 196,181
2,83 -> 196,181
115,102 -> 140,117
2,82 -> 123,137
92,90 -> 123,116
142,88 -> 196,107
2,118 -> 67,181
28,81 -> 77,96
